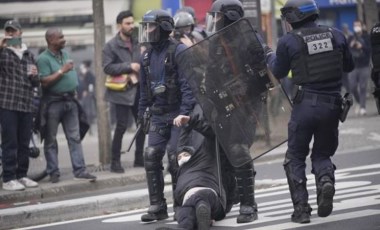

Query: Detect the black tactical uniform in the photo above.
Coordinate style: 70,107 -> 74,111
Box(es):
267,0 -> 354,224
138,9 -> 195,222
370,22 -> 380,114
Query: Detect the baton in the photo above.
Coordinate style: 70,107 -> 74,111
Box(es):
125,125 -> 142,152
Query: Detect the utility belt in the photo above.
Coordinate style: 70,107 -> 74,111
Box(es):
292,88 -> 352,123
292,89 -> 341,106
150,104 -> 179,115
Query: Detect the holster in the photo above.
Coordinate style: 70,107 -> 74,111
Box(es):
339,93 -> 353,122
292,87 -> 304,104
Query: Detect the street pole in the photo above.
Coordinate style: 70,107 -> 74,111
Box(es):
240,0 -> 262,34
357,0 -> 379,29
92,0 -> 112,166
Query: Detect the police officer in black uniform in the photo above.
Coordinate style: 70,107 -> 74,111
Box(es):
267,0 -> 354,224
203,0 -> 265,223
370,22 -> 380,114
172,11 -> 199,46
137,9 -> 195,222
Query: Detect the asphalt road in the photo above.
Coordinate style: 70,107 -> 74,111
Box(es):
20,146 -> 380,230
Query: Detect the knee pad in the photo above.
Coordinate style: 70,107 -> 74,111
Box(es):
144,147 -> 165,171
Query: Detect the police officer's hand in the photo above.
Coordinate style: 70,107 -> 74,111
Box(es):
173,115 -> 190,127
137,116 -> 144,128
263,44 -> 274,56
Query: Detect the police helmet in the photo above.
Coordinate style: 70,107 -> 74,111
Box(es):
139,9 -> 174,43
174,11 -> 195,29
206,0 -> 244,33
177,6 -> 196,20
281,0 -> 319,24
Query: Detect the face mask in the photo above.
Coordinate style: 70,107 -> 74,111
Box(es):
178,155 -> 191,167
353,26 -> 362,33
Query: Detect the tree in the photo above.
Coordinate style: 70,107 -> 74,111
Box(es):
92,0 -> 111,165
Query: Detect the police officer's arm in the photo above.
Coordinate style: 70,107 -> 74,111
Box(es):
137,55 -> 150,118
174,113 -> 215,138
267,36 -> 293,79
176,44 -> 196,115
102,42 -> 139,76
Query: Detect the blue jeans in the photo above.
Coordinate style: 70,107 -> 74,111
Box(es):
44,100 -> 86,177
348,66 -> 370,109
0,108 -> 33,182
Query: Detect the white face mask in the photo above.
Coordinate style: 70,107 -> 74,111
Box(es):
353,26 -> 362,33
178,155 -> 191,167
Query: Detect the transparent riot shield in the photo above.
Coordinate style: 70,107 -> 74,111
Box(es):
177,18 -> 292,167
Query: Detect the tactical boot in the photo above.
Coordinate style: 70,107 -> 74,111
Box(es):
237,205 -> 258,223
317,176 -> 335,217
291,203 -> 312,224
141,204 -> 169,222
195,201 -> 211,230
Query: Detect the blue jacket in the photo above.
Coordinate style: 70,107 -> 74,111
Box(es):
138,39 -> 195,117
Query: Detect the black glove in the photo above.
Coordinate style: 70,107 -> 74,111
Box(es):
263,44 -> 274,56
136,115 -> 144,128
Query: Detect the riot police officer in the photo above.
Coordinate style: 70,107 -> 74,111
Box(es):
266,0 -> 354,224
204,0 -> 262,223
370,22 -> 380,114
172,11 -> 198,46
138,9 -> 195,222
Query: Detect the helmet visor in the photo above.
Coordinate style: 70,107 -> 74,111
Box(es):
205,12 -> 224,34
139,22 -> 160,43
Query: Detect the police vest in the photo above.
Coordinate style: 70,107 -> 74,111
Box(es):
290,26 -> 343,85
371,23 -> 380,72
142,40 -> 181,105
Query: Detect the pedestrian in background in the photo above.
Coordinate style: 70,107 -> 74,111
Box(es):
102,10 -> 145,172
36,27 -> 96,184
267,0 -> 354,224
0,20 -> 39,191
138,9 -> 195,222
347,20 -> 371,116
79,60 -> 96,135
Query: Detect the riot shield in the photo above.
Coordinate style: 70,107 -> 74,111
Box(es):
177,18 -> 292,167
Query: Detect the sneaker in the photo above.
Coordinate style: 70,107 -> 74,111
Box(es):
18,177 -> 38,188
354,105 -> 360,115
196,201 -> 211,230
359,108 -> 367,116
74,172 -> 96,182
2,180 -> 25,191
